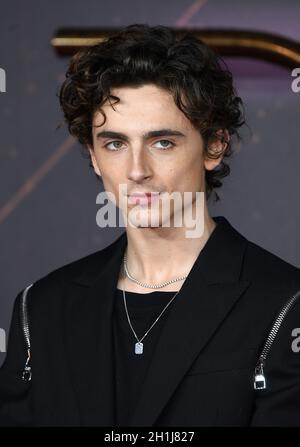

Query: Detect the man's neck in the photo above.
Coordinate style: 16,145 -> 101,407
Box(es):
120,208 -> 216,291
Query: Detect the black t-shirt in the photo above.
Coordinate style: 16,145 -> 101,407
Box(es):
113,287 -> 178,426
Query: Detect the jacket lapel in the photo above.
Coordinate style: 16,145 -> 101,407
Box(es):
130,216 -> 251,426
130,277 -> 250,426
63,233 -> 127,426
64,216 -> 251,427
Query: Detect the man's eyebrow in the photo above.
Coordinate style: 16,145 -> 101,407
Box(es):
95,129 -> 186,141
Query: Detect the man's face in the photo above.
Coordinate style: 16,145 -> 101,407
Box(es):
88,84 -> 223,229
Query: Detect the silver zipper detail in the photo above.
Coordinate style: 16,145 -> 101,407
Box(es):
20,283 -> 34,381
254,289 -> 300,390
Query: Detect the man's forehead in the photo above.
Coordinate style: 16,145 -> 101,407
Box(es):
92,120 -> 190,137
92,104 -> 189,131
92,85 -> 190,130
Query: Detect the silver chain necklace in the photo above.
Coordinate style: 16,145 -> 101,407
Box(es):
121,256 -> 182,354
123,250 -> 187,289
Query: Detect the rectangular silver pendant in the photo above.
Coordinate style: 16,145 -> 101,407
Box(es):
135,342 -> 143,354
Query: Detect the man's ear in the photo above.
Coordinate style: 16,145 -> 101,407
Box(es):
86,144 -> 102,177
204,129 -> 230,171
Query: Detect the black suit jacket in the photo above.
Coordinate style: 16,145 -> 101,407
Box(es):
1,215 -> 300,426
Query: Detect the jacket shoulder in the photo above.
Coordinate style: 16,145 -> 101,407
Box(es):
243,239 -> 300,309
244,239 -> 300,280
20,233 -> 125,309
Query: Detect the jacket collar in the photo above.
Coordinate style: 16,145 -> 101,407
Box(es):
64,216 -> 251,426
73,215 -> 248,287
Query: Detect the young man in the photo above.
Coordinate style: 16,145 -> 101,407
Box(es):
1,24 -> 300,427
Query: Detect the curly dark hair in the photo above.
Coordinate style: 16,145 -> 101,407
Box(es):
58,23 -> 246,202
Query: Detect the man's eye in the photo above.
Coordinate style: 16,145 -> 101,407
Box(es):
154,140 -> 175,150
104,139 -> 175,151
104,141 -> 124,151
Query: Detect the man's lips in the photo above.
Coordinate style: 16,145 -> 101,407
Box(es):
128,192 -> 160,196
127,192 -> 160,205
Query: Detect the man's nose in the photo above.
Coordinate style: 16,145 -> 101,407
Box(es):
126,147 -> 152,183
